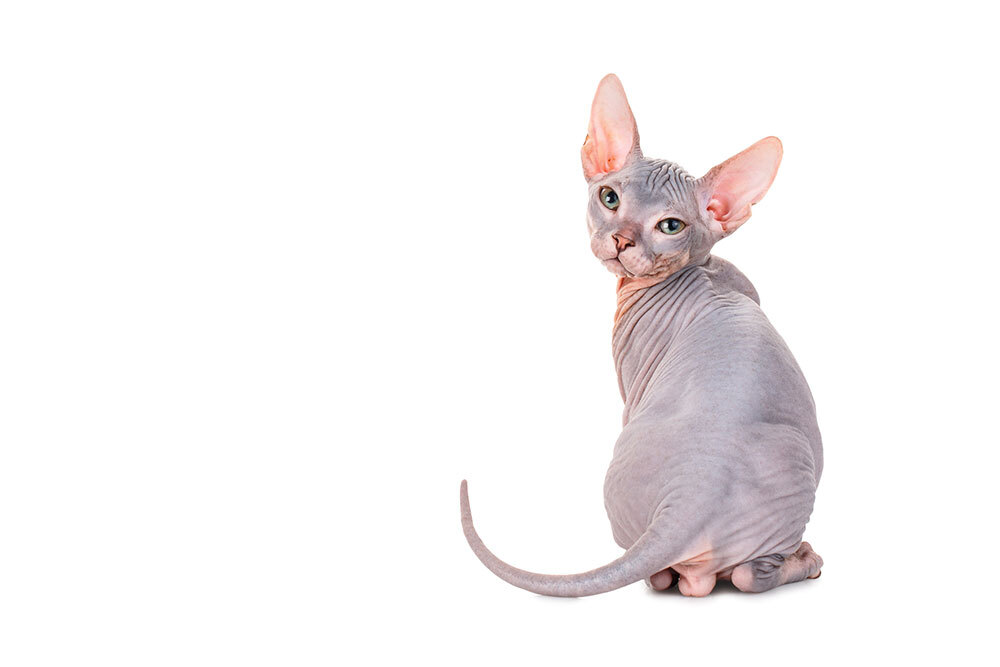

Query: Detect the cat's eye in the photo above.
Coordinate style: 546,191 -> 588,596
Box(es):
657,218 -> 686,235
599,187 -> 619,211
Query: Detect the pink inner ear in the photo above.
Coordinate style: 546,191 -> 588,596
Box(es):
706,196 -> 730,222
581,74 -> 639,179
702,137 -> 783,234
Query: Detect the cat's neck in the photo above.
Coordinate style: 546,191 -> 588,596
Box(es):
614,275 -> 667,327
614,256 -> 710,326
613,255 -> 758,326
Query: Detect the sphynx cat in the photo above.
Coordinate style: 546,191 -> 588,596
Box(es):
460,74 -> 823,597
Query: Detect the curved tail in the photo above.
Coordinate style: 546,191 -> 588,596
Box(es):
460,480 -> 676,597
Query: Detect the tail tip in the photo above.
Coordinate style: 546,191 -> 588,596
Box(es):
459,479 -> 472,520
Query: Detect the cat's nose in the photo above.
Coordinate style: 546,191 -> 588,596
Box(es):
612,233 -> 635,252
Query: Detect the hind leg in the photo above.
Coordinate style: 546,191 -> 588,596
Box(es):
648,567 -> 677,591
731,542 -> 823,593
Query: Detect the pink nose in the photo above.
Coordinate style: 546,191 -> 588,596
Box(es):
612,233 -> 634,252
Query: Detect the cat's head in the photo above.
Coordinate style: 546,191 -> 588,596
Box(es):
583,74 -> 782,283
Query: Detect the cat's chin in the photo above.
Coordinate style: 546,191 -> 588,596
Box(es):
602,257 -> 636,278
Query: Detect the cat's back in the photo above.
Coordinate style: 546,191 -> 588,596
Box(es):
663,257 -> 823,480
615,255 -> 820,442
664,258 -> 817,428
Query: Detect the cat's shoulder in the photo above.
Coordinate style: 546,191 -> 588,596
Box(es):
696,255 -> 760,305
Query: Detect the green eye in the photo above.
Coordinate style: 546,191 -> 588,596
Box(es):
599,186 -> 619,211
657,218 -> 686,235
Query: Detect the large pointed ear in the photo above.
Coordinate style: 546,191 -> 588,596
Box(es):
698,137 -> 783,236
581,74 -> 641,180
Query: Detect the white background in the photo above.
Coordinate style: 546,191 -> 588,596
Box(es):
1,1 -> 997,664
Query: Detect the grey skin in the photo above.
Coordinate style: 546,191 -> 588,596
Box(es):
460,75 -> 823,597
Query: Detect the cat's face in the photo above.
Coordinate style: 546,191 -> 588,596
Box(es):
582,75 -> 783,282
586,158 -> 715,281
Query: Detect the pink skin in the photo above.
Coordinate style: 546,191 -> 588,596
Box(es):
460,74 -> 822,598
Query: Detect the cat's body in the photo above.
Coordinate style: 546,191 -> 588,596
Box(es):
460,75 -> 823,597
605,257 -> 821,595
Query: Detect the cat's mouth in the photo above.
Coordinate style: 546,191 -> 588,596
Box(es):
602,257 -> 636,278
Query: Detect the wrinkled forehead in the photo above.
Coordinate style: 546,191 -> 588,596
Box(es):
617,158 -> 696,203
588,157 -> 702,223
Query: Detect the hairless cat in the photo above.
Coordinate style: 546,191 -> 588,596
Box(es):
460,74 -> 823,597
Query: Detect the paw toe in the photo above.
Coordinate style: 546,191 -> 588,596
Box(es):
650,568 -> 675,591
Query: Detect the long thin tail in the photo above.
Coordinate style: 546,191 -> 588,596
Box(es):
460,480 -> 676,597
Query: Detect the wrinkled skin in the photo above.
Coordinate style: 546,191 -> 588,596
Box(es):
460,75 -> 823,597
